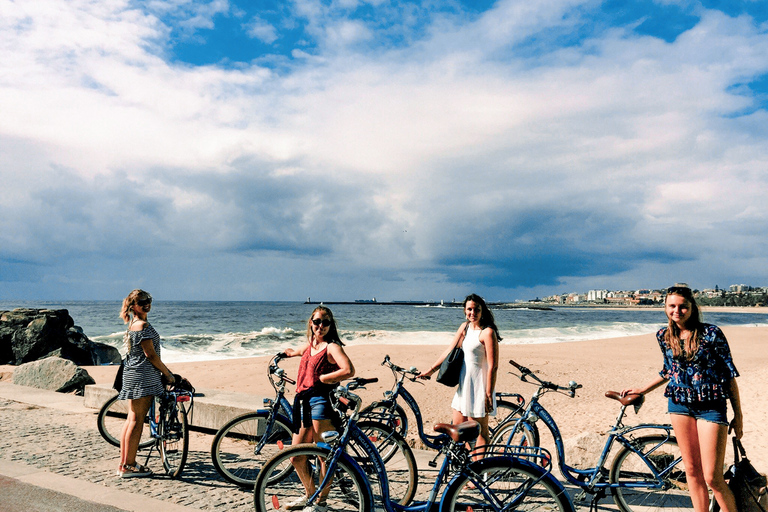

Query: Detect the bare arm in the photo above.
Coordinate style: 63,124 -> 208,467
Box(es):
320,343 -> 355,385
483,328 -> 499,413
728,378 -> 743,439
140,338 -> 175,383
283,343 -> 309,358
420,322 -> 468,379
621,375 -> 668,397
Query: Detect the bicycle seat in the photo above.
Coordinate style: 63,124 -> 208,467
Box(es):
605,391 -> 645,407
434,420 -> 480,443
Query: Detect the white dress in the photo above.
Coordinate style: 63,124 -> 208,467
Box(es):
451,326 -> 496,418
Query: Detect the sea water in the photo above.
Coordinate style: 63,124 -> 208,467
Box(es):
2,301 -> 767,363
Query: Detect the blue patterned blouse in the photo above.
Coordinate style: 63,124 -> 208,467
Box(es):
657,324 -> 739,404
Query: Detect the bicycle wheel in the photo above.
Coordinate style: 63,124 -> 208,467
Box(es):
253,444 -> 372,512
610,435 -> 691,512
443,457 -> 574,512
359,401 -> 408,438
211,411 -> 293,487
159,400 -> 189,478
97,395 -> 154,449
351,421 -> 418,505
489,417 -> 539,450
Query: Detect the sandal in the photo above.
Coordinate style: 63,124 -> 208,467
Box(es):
119,463 -> 152,478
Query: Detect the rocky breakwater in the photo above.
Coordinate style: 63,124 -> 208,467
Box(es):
0,308 -> 121,393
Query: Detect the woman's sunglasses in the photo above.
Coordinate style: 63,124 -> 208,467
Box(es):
312,318 -> 331,327
136,297 -> 152,307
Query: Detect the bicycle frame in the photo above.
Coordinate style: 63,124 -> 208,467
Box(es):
308,380 -> 565,512
143,388 -> 192,465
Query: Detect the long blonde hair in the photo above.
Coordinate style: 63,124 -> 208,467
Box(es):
664,286 -> 702,360
120,289 -> 150,352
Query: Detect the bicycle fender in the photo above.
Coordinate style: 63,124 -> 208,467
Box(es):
438,456 -> 573,512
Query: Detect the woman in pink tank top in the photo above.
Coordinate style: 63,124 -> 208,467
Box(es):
278,306 -> 355,512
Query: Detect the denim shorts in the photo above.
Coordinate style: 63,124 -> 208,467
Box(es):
668,398 -> 728,425
308,395 -> 334,421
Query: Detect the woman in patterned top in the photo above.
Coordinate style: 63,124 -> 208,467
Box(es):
278,306 -> 355,512
621,286 -> 743,512
116,289 -> 178,478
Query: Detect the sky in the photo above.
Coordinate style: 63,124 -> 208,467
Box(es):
1,0 -> 767,302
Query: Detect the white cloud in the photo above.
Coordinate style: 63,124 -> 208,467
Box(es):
1,0 -> 768,299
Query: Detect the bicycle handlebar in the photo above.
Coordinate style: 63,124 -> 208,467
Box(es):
269,354 -> 296,385
509,359 -> 582,398
382,355 -> 421,379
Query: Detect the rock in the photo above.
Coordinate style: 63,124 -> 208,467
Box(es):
12,356 -> 95,394
564,431 -> 606,468
0,308 -> 121,366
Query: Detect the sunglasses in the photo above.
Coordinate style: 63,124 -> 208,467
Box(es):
312,318 -> 331,327
667,286 -> 693,297
136,297 -> 153,307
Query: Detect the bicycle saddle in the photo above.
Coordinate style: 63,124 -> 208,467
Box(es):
605,391 -> 645,407
434,420 -> 480,443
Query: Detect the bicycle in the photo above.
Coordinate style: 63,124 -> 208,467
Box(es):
491,359 -> 690,512
253,376 -> 574,512
210,353 -> 419,499
359,355 -> 539,454
97,383 -> 194,478
210,353 -> 295,486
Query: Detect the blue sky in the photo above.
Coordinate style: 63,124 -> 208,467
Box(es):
1,0 -> 767,301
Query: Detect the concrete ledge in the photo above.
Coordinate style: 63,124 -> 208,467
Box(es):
84,384 -> 266,431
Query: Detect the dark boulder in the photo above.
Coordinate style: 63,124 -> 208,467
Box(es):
0,308 -> 121,366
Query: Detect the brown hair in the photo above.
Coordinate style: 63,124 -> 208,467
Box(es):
120,289 -> 151,352
306,306 -> 344,346
463,293 -> 503,341
664,286 -> 702,360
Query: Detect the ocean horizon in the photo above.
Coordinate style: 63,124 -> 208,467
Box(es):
3,300 -> 767,364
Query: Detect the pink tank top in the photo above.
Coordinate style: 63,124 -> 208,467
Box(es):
296,345 -> 339,394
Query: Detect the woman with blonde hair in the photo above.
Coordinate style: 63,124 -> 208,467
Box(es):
621,286 -> 743,512
116,289 -> 178,478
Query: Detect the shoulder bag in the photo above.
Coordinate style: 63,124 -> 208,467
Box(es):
436,323 -> 470,387
722,437 -> 767,512
112,360 -> 125,392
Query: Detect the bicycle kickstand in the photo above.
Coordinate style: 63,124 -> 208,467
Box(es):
588,488 -> 607,512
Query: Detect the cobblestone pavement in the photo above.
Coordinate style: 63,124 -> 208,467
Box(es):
0,398 -> 256,511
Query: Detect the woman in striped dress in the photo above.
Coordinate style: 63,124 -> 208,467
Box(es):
116,289 -> 177,478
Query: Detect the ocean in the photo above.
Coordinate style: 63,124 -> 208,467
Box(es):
2,301 -> 767,363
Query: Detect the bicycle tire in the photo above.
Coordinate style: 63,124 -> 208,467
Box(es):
359,401 -> 409,438
351,421 -> 418,505
96,394 -> 154,449
253,443 -> 373,512
488,416 -> 539,449
159,399 -> 189,478
610,435 -> 692,512
211,411 -> 293,487
442,456 -> 575,512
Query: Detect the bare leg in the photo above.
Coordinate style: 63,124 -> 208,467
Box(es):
313,419 -> 337,502
119,396 -> 153,468
671,414 -> 709,512
291,426 -> 318,498
470,415 -> 490,460
698,420 -> 737,512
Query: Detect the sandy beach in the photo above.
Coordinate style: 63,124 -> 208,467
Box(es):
77,325 -> 768,471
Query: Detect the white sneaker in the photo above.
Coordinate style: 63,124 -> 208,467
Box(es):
282,496 -> 309,510
301,503 -> 327,512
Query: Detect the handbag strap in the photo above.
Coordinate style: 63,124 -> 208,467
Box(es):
732,437 -> 748,464
456,322 -> 470,349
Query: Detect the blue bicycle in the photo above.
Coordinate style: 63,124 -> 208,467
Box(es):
360,355 -> 539,454
211,354 -> 419,500
253,377 -> 574,512
210,353 -> 295,486
492,360 -> 691,512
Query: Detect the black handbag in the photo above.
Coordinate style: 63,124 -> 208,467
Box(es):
435,323 -> 470,387
722,438 -> 767,512
112,360 -> 125,392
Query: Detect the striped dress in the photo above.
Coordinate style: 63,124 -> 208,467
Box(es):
117,323 -> 164,400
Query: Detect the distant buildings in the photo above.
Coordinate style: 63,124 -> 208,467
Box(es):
539,285 -> 767,306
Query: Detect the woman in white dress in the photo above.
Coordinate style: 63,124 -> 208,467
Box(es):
420,294 -> 501,454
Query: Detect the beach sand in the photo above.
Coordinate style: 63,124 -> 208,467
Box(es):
78,325 -> 768,470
